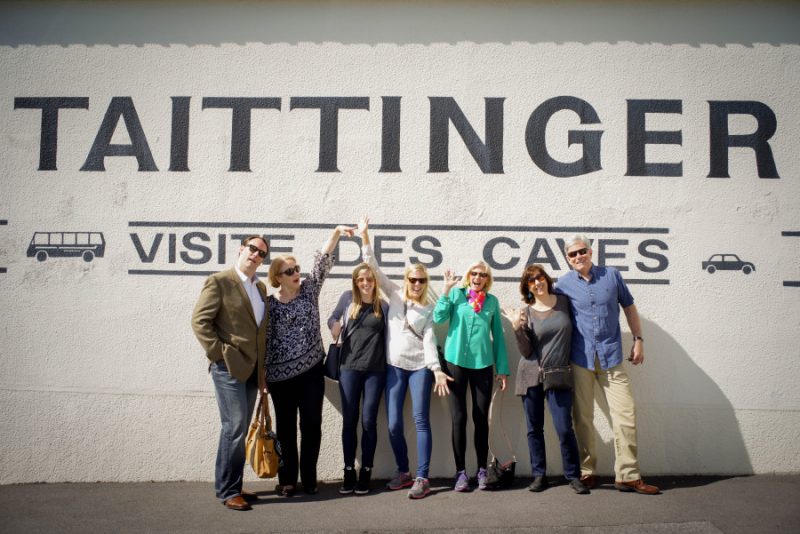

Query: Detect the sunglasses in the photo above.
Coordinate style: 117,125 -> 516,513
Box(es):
470,271 -> 489,279
527,274 -> 546,284
567,247 -> 589,259
407,277 -> 428,285
246,244 -> 268,258
279,265 -> 301,276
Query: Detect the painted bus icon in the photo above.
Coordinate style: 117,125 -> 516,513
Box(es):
27,231 -> 106,262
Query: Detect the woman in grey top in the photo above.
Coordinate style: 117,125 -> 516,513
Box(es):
512,264 -> 589,495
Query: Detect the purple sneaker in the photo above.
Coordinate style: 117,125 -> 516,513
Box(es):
454,470 -> 470,492
477,467 -> 489,490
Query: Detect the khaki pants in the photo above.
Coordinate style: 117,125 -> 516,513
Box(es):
572,356 -> 640,482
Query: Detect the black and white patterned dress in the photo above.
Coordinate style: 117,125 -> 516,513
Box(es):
266,251 -> 334,382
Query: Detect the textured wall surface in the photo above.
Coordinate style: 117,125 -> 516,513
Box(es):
1,1 -> 799,483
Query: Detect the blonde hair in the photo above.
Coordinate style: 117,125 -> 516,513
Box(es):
403,263 -> 432,306
461,260 -> 493,293
350,263 -> 383,320
268,254 -> 297,288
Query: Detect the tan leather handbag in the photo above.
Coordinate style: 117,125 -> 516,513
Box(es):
246,394 -> 281,478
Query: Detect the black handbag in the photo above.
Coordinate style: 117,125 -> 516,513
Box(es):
485,388 -> 516,490
324,340 -> 341,381
324,305 -> 368,381
541,365 -> 573,391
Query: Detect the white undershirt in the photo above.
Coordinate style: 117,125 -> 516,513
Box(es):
234,266 -> 265,325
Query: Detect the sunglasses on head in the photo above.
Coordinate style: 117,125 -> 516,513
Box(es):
408,277 -> 427,285
567,247 -> 589,259
245,244 -> 268,258
470,271 -> 489,279
280,265 -> 301,276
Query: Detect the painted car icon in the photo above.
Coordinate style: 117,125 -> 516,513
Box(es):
702,254 -> 755,274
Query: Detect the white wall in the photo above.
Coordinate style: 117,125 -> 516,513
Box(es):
1,1 -> 799,483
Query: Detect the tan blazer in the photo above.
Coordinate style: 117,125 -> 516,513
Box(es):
191,268 -> 268,383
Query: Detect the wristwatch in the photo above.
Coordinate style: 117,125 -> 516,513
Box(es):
632,335 -> 644,342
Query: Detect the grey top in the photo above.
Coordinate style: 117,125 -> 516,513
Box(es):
513,294 -> 573,396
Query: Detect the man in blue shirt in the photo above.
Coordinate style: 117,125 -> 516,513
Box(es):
555,234 -> 659,495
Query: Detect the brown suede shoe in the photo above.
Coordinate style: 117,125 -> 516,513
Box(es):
580,475 -> 596,489
615,479 -> 660,495
223,495 -> 252,511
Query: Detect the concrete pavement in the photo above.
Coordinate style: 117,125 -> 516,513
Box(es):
1,475 -> 798,533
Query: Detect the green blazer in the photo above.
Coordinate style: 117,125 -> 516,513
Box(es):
191,268 -> 268,383
433,287 -> 510,375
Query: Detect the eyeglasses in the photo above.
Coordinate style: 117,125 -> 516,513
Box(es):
407,277 -> 427,285
246,244 -> 268,258
470,271 -> 489,279
567,247 -> 589,259
527,274 -> 546,284
279,265 -> 301,276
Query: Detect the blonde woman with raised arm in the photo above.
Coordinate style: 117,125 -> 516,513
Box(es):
359,216 -> 451,500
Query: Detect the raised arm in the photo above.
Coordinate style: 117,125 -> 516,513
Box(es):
358,215 -> 399,294
433,270 -> 460,324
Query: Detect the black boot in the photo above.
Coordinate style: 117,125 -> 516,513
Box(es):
340,466 -> 357,494
355,466 -> 372,494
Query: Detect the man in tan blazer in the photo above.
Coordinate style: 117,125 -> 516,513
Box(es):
192,235 -> 269,511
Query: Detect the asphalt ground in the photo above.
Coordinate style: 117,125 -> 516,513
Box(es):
1,475 -> 798,533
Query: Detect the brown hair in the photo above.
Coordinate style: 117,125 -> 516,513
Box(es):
350,263 -> 383,319
519,264 -> 554,304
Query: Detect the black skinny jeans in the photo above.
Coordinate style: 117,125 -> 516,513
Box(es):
445,362 -> 494,473
268,360 -> 325,490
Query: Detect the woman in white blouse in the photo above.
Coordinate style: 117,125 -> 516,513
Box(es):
358,216 -> 451,500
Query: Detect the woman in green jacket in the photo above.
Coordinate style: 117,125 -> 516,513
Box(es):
434,261 -> 509,492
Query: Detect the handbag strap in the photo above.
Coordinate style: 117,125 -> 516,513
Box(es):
403,300 -> 427,341
341,304 -> 369,343
255,393 -> 273,432
488,387 -> 516,461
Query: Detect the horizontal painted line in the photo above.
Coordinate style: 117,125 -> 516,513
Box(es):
129,269 -> 668,285
782,231 -> 800,237
128,221 -> 669,234
0,268 -> 6,274
784,281 -> 800,287
0,220 -> 7,225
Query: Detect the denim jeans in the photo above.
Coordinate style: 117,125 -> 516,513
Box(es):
385,364 -> 433,479
210,359 -> 257,501
339,368 -> 386,468
521,384 -> 581,480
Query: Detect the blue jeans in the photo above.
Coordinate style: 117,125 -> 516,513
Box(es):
339,368 -> 386,468
521,384 -> 581,480
385,364 -> 433,479
210,360 -> 257,501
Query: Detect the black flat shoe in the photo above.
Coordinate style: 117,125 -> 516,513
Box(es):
528,476 -> 549,492
279,484 -> 296,497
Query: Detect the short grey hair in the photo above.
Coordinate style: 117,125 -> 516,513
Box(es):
564,234 -> 592,252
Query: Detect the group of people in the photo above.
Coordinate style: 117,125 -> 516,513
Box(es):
191,216 -> 659,512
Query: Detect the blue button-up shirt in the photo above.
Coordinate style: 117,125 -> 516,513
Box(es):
554,265 -> 634,371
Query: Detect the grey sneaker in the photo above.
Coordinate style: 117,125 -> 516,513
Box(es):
407,477 -> 431,499
477,467 -> 489,490
454,470 -> 470,492
387,471 -> 414,490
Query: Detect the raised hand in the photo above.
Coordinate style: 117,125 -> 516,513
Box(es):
442,268 -> 461,294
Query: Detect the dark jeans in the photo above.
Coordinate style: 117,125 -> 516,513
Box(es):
385,364 -> 433,478
339,368 -> 386,468
522,384 -> 581,480
446,362 -> 494,472
210,360 -> 258,501
268,360 -> 325,489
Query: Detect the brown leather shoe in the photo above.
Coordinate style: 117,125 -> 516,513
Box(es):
580,475 -> 596,489
615,479 -> 660,495
223,495 -> 252,511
